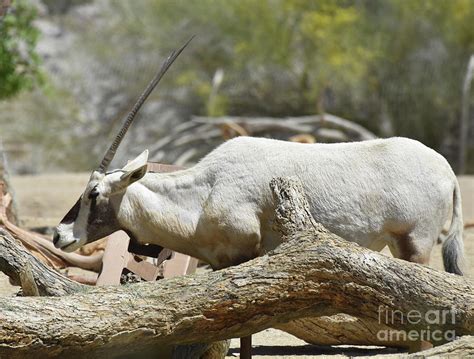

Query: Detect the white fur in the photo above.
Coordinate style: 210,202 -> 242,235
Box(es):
55,206 -> 89,251
122,149 -> 149,172
57,136 -> 463,270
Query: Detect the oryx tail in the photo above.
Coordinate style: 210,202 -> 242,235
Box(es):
442,180 -> 465,275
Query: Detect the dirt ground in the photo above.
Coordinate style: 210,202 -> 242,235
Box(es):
1,173 -> 473,358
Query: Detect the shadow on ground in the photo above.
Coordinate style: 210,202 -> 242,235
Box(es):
227,344 -> 406,357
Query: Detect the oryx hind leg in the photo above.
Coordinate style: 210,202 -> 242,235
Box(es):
387,229 -> 435,265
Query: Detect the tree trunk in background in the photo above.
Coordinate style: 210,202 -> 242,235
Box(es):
459,55 -> 474,174
0,0 -> 10,19
0,142 -> 18,224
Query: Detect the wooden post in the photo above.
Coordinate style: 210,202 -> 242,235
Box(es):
96,231 -> 130,286
240,335 -> 252,359
163,252 -> 198,278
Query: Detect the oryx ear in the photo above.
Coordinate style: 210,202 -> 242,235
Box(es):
120,149 -> 149,184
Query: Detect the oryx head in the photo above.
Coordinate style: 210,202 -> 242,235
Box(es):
53,38 -> 192,252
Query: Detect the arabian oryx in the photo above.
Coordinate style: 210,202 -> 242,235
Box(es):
53,42 -> 465,276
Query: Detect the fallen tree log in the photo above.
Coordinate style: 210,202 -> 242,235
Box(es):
149,114 -> 377,165
0,219 -> 103,272
192,114 -> 377,141
0,178 -> 472,358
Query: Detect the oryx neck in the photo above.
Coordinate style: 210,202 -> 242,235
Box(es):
116,167 -> 210,254
139,167 -> 209,194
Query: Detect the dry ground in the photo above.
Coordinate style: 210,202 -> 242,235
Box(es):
1,173 -> 473,358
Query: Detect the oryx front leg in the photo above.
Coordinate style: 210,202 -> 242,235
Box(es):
198,207 -> 261,270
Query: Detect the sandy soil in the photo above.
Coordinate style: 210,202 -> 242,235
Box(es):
9,172 -> 91,228
2,173 -> 473,358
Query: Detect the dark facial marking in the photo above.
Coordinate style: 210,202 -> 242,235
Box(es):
85,195 -> 121,243
87,194 -> 102,227
60,196 -> 82,224
88,185 -> 99,200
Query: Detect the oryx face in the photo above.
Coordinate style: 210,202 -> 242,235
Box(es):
53,151 -> 149,252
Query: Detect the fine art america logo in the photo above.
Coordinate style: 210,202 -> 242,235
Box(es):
377,306 -> 458,342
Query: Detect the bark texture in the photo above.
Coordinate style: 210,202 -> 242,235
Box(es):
149,114 -> 377,165
408,335 -> 474,357
0,230 -> 472,358
0,178 -> 472,358
0,228 -> 82,296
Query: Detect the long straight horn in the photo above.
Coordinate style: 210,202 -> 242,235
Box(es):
97,36 -> 194,173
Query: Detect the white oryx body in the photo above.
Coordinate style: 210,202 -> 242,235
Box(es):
55,136 -> 464,273
54,40 -> 464,274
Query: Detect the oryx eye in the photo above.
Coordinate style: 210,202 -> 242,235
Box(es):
89,187 -> 99,200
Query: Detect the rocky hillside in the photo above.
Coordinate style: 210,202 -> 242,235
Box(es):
0,0 -> 193,173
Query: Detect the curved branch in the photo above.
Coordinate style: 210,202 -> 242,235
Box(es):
0,228 -> 84,296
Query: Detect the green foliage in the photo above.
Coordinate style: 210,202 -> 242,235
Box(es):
359,0 -> 474,148
41,0 -> 92,15
211,0 -> 373,113
0,0 -> 41,100
84,0 -> 376,116
54,0 -> 474,168
0,84 -> 92,172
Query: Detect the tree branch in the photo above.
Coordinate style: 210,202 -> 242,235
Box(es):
0,228 -> 84,296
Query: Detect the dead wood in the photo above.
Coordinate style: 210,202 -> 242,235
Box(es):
0,178 -> 472,358
192,114 -> 377,141
1,219 -> 103,272
0,150 -> 103,273
149,114 -> 377,165
0,181 -> 103,273
408,335 -> 474,357
0,228 -> 83,296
